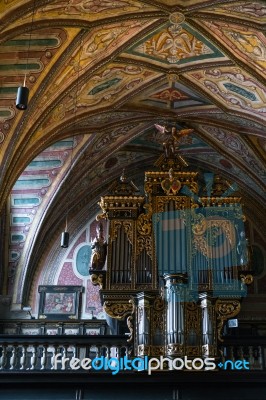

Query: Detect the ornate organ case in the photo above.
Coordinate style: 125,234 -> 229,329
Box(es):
93,156 -> 252,358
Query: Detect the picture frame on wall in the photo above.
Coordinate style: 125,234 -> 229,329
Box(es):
38,285 -> 83,320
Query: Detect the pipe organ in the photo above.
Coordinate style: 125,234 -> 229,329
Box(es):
91,153 -> 252,359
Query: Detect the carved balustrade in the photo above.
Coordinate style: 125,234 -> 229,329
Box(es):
0,334 -> 130,372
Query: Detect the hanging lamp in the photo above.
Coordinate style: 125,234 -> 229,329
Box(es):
16,76 -> 29,110
60,36 -> 83,249
16,1 -> 36,110
61,217 -> 70,248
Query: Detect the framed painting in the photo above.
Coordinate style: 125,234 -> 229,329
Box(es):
38,285 -> 83,320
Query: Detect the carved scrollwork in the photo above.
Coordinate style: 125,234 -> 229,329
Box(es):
103,301 -> 133,320
136,235 -> 145,255
137,213 -> 151,236
110,284 -> 131,290
152,311 -> 164,331
144,181 -> 153,196
150,346 -> 165,356
186,346 -> 200,356
190,181 -> 198,194
215,299 -> 241,342
156,195 -> 189,213
136,235 -> 152,258
152,296 -> 165,332
123,221 -> 133,245
96,197 -> 108,220
240,274 -> 253,285
90,273 -> 104,289
137,344 -> 150,356
153,296 -> 164,312
166,343 -> 184,356
127,315 -> 133,343
192,217 -> 236,259
185,302 -> 200,335
126,298 -> 135,343
110,220 -> 133,244
110,221 -> 122,241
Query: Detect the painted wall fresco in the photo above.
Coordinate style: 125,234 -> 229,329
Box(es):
200,20 -> 266,79
125,20 -> 227,67
138,79 -> 210,110
202,2 -> 266,23
199,125 -> 266,188
185,67 -> 266,122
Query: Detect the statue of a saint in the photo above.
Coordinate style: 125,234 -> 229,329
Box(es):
90,222 -> 107,270
154,124 -> 194,158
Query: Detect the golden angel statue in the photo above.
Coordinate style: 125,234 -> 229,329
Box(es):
154,124 -> 194,158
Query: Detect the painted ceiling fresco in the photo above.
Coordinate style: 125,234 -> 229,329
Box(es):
0,0 -> 265,307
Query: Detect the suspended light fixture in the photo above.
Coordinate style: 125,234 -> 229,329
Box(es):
60,141 -> 73,249
16,76 -> 29,110
61,217 -> 70,248
60,36 -> 82,248
16,1 -> 36,110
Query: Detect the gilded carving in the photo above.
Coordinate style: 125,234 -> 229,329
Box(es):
192,217 -> 236,260
240,274 -> 253,285
90,273 -> 104,289
150,346 -> 165,356
126,315 -> 134,343
110,221 -> 122,241
153,296 -> 164,312
103,301 -> 133,320
137,344 -> 150,356
144,181 -> 153,197
152,311 -> 164,332
126,298 -> 135,343
161,169 -> 181,195
110,284 -> 131,290
166,344 -> 184,356
110,220 -> 133,244
202,344 -> 216,357
137,213 -> 151,236
152,296 -> 165,333
156,195 -> 190,213
136,235 -> 152,258
185,302 -> 200,336
122,221 -> 133,245
96,197 -> 108,220
186,346 -> 200,356
215,299 -> 241,342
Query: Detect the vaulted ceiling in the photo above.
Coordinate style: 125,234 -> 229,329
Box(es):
0,0 -> 265,306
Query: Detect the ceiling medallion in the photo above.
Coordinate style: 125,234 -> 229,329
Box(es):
169,12 -> 185,25
169,12 -> 185,34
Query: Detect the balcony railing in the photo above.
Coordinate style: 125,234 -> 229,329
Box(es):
0,319 -> 266,373
0,334 -> 130,372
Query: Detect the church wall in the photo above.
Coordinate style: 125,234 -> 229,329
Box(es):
29,218 -> 108,320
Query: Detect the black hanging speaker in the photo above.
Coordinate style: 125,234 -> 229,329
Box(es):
61,231 -> 69,248
16,86 -> 29,110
